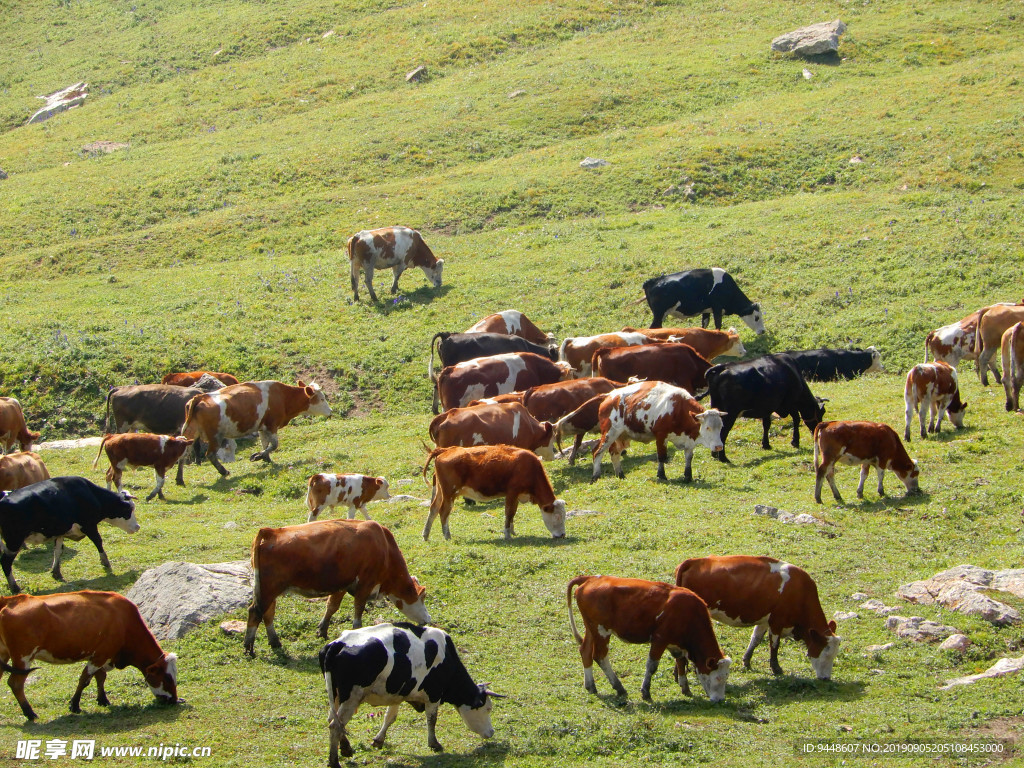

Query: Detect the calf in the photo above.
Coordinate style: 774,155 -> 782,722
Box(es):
429,332 -> 556,381
624,326 -> 746,360
1001,322 -> 1024,412
558,331 -> 657,376
521,377 -> 624,464
813,420 -> 920,503
566,575 -> 730,702
92,433 -> 195,501
641,268 -> 764,332
244,519 -> 429,656
306,473 -> 390,521
674,556 -> 841,679
783,347 -> 883,381
903,362 -> 967,440
422,445 -> 566,541
465,309 -> 554,345
320,623 -> 501,762
0,476 -> 140,594
429,402 -> 557,459
0,398 -> 39,454
0,452 -> 50,492
348,226 -> 443,302
434,352 -> 573,414
161,370 -> 239,387
592,342 -> 712,394
0,590 -> 178,720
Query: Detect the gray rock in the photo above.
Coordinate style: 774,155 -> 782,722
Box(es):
833,611 -> 859,621
580,157 -> 610,169
753,504 -> 824,525
884,615 -> 958,642
851,592 -> 870,601
897,565 -> 1024,626
28,82 -> 89,124
860,598 -> 899,615
0,168 -> 7,180
864,643 -> 895,653
508,89 -> 526,99
771,20 -> 846,56
566,509 -> 601,518
939,656 -> 1024,689
405,66 -> 427,82
938,634 -> 971,652
127,561 -> 253,641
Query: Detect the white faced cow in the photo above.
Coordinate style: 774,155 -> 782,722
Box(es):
347,226 -> 443,303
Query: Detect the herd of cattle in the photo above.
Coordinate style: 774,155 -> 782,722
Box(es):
1,231 -> 1024,762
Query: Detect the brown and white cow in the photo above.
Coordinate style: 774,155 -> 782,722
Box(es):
0,398 -> 39,455
566,575 -> 731,702
924,302 -> 1020,375
0,590 -> 178,720
584,381 -> 725,483
903,362 -> 967,440
434,352 -> 573,414
92,433 -> 195,501
592,343 -> 713,395
347,226 -> 443,303
182,380 -> 331,476
518,377 -> 625,464
161,370 -> 239,387
422,445 -> 566,541
975,304 -> 1024,385
1001,322 -> 1024,412
624,326 -> 746,360
558,332 -> 658,376
0,452 -> 50,492
429,402 -> 558,459
244,519 -> 429,656
305,473 -> 390,522
674,555 -> 841,680
465,310 -> 554,345
813,420 -> 920,503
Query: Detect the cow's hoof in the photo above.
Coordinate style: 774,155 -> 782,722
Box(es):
584,684 -> 598,695
371,738 -> 385,750
339,741 -> 354,758
69,702 -> 81,714
51,570 -> 65,582
429,741 -> 444,753
640,691 -> 652,702
97,693 -> 109,707
145,492 -> 158,501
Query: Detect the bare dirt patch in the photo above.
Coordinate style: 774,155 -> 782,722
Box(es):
967,715 -> 1022,760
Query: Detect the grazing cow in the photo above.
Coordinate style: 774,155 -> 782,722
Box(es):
975,304 -> 1024,385
518,377 -> 625,464
465,310 -> 554,345
903,362 -> 967,440
593,342 -> 712,394
587,381 -> 725,483
0,398 -> 39,454
1001,322 -> 1024,412
0,452 -> 50,492
429,402 -> 557,459
306,473 -> 390,522
92,433 -> 195,501
0,476 -> 140,594
783,347 -> 883,381
429,332 -> 557,382
347,226 -> 443,302
182,380 -> 331,476
558,332 -> 658,376
422,445 -> 566,541
641,268 -> 764,332
161,370 -> 239,387
244,519 -> 429,656
924,302 -> 1020,374
319,623 -> 501,762
566,575 -> 731,702
624,326 -> 746,360
0,590 -> 178,720
703,353 -> 826,463
813,420 -> 920,503
434,352 -> 573,414
674,556 -> 841,680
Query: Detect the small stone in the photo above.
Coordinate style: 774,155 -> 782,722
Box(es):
406,65 -> 427,82
0,168 -> 7,180
849,155 -> 863,164
869,669 -> 886,675
838,725 -> 853,732
383,494 -> 425,504
223,521 -> 239,530
662,184 -> 679,196
834,611 -> 858,621
851,592 -> 870,601
508,89 -> 526,99
803,68 -> 813,79
107,275 -> 118,283
580,157 -> 610,169
938,634 -> 971,652
566,509 -> 601,518
864,643 -> 895,653
220,620 -> 247,635
322,30 -> 335,39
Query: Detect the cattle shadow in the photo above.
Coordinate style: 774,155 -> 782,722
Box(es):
399,741 -> 511,766
15,544 -> 79,573
822,488 -> 931,511
358,285 -> 452,316
31,569 -> 142,597
14,698 -> 184,736
461,534 -> 578,548
723,674 -> 866,704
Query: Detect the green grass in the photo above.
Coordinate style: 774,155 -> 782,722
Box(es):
2,0 -> 1024,765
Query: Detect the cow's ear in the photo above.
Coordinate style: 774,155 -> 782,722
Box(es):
297,380 -> 307,388
828,620 -> 837,633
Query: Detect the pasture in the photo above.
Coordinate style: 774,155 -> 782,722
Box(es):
1,0 -> 1023,765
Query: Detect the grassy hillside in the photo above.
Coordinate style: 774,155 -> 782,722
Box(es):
1,0 -> 1023,765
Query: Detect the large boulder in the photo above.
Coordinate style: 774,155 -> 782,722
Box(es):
27,82 -> 89,124
127,561 -> 253,641
897,565 -> 1024,626
771,20 -> 846,57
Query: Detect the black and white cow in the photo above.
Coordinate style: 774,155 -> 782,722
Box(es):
429,332 -> 557,381
783,347 -> 883,382
702,353 -> 826,463
642,268 -> 765,332
319,622 -> 501,763
0,476 -> 140,594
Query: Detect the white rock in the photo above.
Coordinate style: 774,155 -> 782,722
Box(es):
938,634 -> 971,652
860,598 -> 900,614
864,643 -> 895,653
406,65 -> 427,82
851,592 -> 870,601
802,68 -> 813,79
771,20 -> 847,56
580,157 -> 610,169
381,494 -> 425,504
834,611 -> 859,620
753,504 -> 824,525
566,509 -> 601,518
884,615 -> 958,642
897,565 -> 1023,626
939,656 -> 1024,689
223,521 -> 239,530
849,156 -> 863,164
28,82 -> 88,124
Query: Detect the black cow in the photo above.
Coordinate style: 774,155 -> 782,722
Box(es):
642,268 -> 765,332
0,476 -> 140,594
703,354 -> 826,463
429,332 -> 557,380
319,622 -> 501,763
783,347 -> 883,381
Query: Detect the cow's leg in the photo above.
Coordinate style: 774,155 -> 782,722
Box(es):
790,413 -> 800,448
672,651 -> 692,696
355,503 -> 372,521
371,703 -> 401,748
592,427 -> 623,482
649,305 -> 665,330
856,465 -> 869,499
876,467 -> 886,497
580,630 -> 597,693
205,436 -> 230,477
318,593 -> 346,637
50,537 -> 65,581
244,597 -> 267,656
759,416 -> 773,450
262,601 -> 282,649
596,654 -> 627,697
568,433 -> 584,466
712,309 -> 724,330
350,261 -> 361,302
251,427 -> 278,462
934,401 -> 946,434
364,265 -> 379,303
146,468 -> 166,501
701,312 -> 711,329
609,440 -> 626,480
655,436 -> 670,481
824,462 -> 842,503
330,694 -> 360,762
6,667 -> 37,720
82,528 -> 111,571
440,496 -> 456,541
390,265 -> 404,294
351,595 -> 367,629
70,664 -> 99,713
502,496 -> 519,540
426,702 -> 444,752
175,451 -> 188,486
422,482 -> 443,541
94,668 -> 109,706
904,397 -> 915,441
743,625 -> 769,669
713,413 -> 737,463
768,632 -> 785,676
1,553 -> 20,594
641,643 -> 667,701
977,348 -> 996,386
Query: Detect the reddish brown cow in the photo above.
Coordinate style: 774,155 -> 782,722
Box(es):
161,370 -> 239,387
813,420 -> 920,503
1001,322 -> 1024,412
903,362 -> 967,440
0,398 -> 39,455
975,304 -> 1024,385
429,402 -> 557,459
0,452 -> 49,492
465,310 -> 554,345
422,445 -> 566,541
624,326 -> 746,360
518,377 -> 625,464
92,433 -> 195,501
244,519 -> 429,656
0,590 -> 178,720
182,380 -> 331,476
306,473 -> 390,521
566,575 -> 731,702
674,556 -> 841,680
434,352 -> 573,414
347,226 -> 443,303
558,332 -> 659,375
592,343 -> 712,394
465,391 -> 527,407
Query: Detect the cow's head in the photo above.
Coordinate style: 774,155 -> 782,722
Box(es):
865,346 -> 884,373
900,460 -> 921,495
741,303 -> 765,335
390,577 -> 431,625
541,499 -> 567,539
423,259 -> 444,289
695,409 -> 726,454
694,655 -> 731,702
807,624 -> 841,680
371,476 -> 391,502
456,683 -> 498,739
299,381 -> 333,418
145,652 -> 180,705
535,423 -> 558,461
724,328 -> 746,358
554,361 -> 576,380
803,397 -> 828,432
104,493 -> 141,534
947,400 -> 968,428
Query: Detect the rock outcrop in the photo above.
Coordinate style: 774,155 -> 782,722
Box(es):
771,20 -> 846,57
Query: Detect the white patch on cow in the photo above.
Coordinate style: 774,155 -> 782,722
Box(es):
461,486 -> 500,503
711,267 -> 726,287
115,458 -> 129,471
392,226 -> 414,260
511,410 -> 521,440
596,624 -> 612,638
500,310 -> 524,335
710,609 -> 770,628
695,656 -> 731,702
159,435 -> 168,452
810,635 -> 842,680
105,507 -> 141,534
770,561 -> 791,593
471,433 -> 485,445
460,384 -> 488,407
23,532 -> 51,546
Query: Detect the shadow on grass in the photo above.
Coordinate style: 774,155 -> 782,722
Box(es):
726,674 -> 866,703
384,739 -> 511,766
15,697 -> 184,735
355,284 -> 452,316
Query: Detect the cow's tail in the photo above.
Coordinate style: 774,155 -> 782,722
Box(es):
624,293 -> 648,308
103,387 -> 117,433
557,337 -> 572,363
566,575 -> 591,646
422,447 -> 446,488
180,395 -> 203,439
428,332 -> 448,382
92,435 -> 112,470
346,235 -> 358,294
974,307 -> 993,355
0,660 -> 37,675
249,528 -> 272,620
923,331 -> 933,362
